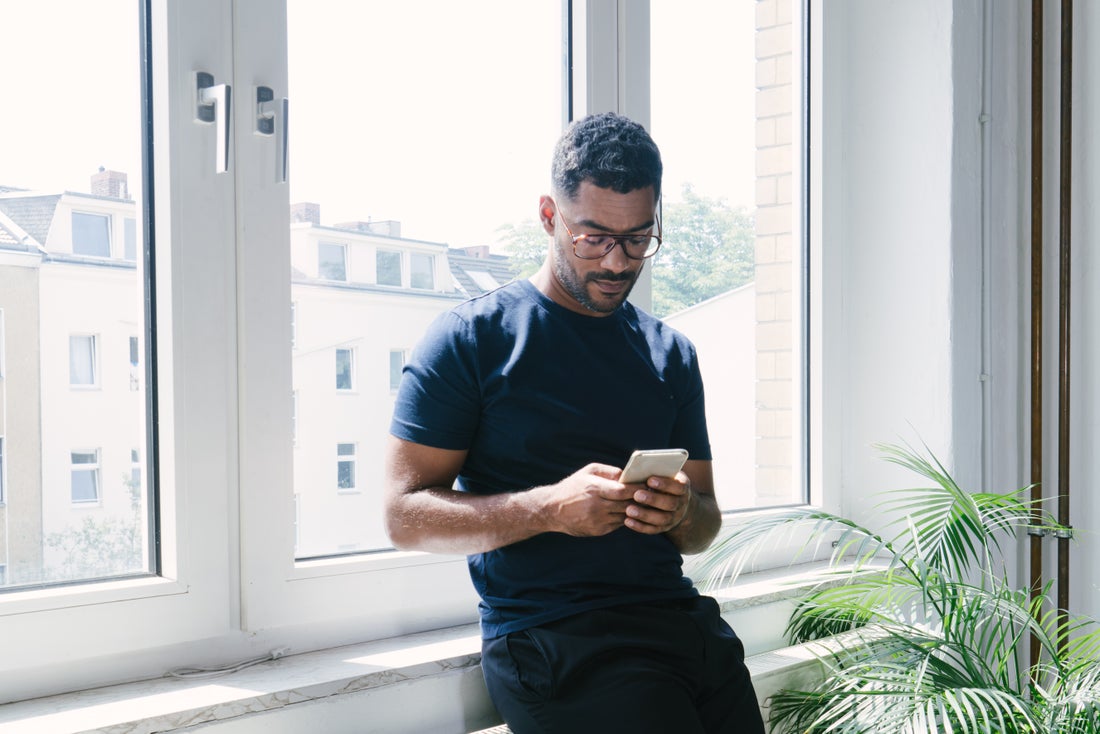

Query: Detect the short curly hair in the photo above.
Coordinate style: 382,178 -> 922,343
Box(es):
551,112 -> 662,202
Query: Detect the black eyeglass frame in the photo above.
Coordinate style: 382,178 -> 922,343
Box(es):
556,206 -> 663,260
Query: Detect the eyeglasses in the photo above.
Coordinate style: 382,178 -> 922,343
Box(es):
556,207 -> 662,260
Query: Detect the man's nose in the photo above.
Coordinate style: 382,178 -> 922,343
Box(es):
599,242 -> 633,272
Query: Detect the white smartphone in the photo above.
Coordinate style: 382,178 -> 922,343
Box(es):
619,448 -> 689,484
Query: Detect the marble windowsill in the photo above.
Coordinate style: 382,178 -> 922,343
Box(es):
0,562 -> 856,733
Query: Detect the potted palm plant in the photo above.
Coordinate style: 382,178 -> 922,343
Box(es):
695,443 -> 1100,733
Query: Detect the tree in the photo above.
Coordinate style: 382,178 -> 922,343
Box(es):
651,184 -> 754,318
43,473 -> 144,582
496,219 -> 547,279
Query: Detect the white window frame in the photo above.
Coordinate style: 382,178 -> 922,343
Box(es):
388,348 -> 406,391
375,248 -> 402,287
69,449 -> 102,505
335,347 -> 355,391
71,211 -> 113,258
409,252 -> 435,290
336,442 -> 357,493
68,333 -> 98,388
0,0 -> 828,704
317,241 -> 347,281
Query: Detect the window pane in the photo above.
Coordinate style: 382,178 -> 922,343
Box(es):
72,212 -> 111,258
287,0 -> 559,557
0,1 -> 152,586
70,451 -> 100,503
335,348 -> 353,390
69,335 -> 97,386
409,253 -> 434,290
651,0 -> 806,509
389,350 -> 404,391
376,250 -> 401,287
317,242 -> 346,281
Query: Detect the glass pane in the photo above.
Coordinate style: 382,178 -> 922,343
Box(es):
317,242 -> 346,281
376,251 -> 401,287
0,1 -> 151,586
287,0 -> 562,557
651,0 -> 805,509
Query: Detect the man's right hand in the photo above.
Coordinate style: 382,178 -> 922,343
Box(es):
536,463 -> 635,538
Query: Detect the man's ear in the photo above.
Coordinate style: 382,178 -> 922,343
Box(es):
538,195 -> 556,236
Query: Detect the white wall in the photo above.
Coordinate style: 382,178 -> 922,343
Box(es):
823,0 -> 980,529
825,0 -> 1100,626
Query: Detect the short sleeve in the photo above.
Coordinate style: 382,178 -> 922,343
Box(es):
669,343 -> 712,461
389,311 -> 481,450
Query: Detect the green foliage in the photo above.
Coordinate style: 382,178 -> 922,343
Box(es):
493,184 -> 756,314
43,473 -> 144,582
696,442 -> 1100,733
651,184 -> 755,318
496,219 -> 547,279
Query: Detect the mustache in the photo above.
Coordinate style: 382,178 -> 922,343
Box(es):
584,271 -> 634,283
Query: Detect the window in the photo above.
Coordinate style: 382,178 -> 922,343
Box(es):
389,349 -> 405,391
129,336 -> 140,390
124,217 -> 137,261
336,443 -> 356,491
409,253 -> 434,290
318,242 -> 347,281
376,250 -> 401,286
651,0 -> 807,509
71,212 -> 111,258
70,450 -> 100,504
335,348 -> 354,390
130,449 -> 141,493
69,335 -> 97,387
0,0 -> 822,707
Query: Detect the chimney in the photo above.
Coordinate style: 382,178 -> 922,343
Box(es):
290,202 -> 321,226
91,168 -> 129,200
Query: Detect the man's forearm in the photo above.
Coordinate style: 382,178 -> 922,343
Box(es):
665,490 -> 721,555
385,485 -> 551,555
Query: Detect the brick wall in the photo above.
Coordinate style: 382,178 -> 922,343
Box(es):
754,0 -> 795,503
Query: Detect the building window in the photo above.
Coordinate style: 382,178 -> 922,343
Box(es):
376,250 -> 401,286
69,334 -> 98,387
71,212 -> 112,258
317,242 -> 347,281
130,449 -> 142,493
70,450 -> 101,504
335,348 -> 354,391
129,336 -> 140,391
336,443 -> 356,491
124,217 -> 137,262
389,349 -> 406,391
409,253 -> 434,290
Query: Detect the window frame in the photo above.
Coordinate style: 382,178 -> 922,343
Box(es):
70,449 -> 102,505
71,211 -> 113,258
68,333 -> 99,388
335,347 -> 355,391
0,0 -> 824,704
375,248 -> 402,287
317,241 -> 347,282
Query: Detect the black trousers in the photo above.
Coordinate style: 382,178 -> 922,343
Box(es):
481,596 -> 765,734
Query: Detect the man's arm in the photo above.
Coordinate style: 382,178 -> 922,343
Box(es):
383,435 -> 637,555
622,459 -> 721,555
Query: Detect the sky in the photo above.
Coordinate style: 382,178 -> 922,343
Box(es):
1,0 -> 757,250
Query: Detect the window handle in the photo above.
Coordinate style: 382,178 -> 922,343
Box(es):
196,71 -> 232,174
257,86 -> 289,184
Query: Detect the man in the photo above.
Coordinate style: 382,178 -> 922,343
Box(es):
385,112 -> 764,733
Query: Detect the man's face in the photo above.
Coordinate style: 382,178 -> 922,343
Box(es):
540,181 -> 657,316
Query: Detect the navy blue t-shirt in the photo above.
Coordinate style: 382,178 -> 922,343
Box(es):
390,279 -> 712,638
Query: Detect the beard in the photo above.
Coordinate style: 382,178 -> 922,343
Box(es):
551,239 -> 640,314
